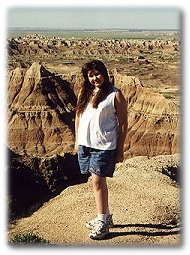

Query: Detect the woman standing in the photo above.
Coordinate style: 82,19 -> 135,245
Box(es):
75,60 -> 128,240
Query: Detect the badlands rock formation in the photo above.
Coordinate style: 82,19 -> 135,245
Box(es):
7,33 -> 180,245
7,34 -> 179,71
8,62 -> 179,159
8,34 -> 179,56
8,62 -> 79,219
7,60 -> 179,220
112,70 -> 179,158
8,62 -> 76,157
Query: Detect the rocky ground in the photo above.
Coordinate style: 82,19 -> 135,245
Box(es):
8,154 -> 181,246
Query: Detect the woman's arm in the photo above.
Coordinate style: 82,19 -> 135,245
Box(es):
115,90 -> 128,163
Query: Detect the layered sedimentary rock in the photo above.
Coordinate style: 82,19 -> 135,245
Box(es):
8,62 -> 77,157
7,34 -> 179,61
8,62 -> 79,219
8,62 -> 179,159
7,62 -> 179,219
112,70 -> 179,158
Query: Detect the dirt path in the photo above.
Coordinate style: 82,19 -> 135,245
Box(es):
8,155 -> 181,246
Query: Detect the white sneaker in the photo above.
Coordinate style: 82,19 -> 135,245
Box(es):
89,220 -> 109,240
85,214 -> 113,229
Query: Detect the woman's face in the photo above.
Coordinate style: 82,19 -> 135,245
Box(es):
87,69 -> 105,88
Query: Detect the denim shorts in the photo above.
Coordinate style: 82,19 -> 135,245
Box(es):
78,145 -> 116,177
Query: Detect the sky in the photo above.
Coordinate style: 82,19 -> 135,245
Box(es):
7,7 -> 180,30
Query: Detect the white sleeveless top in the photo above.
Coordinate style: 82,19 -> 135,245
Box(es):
78,86 -> 119,150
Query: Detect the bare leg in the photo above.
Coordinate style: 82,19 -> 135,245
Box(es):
91,173 -> 108,214
88,174 -> 111,239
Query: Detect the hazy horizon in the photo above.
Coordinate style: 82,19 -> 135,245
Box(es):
7,7 -> 180,30
8,27 -> 179,31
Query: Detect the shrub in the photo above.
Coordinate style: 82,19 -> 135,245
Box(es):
9,232 -> 50,245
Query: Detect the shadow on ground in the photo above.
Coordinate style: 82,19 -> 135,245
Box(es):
105,223 -> 181,239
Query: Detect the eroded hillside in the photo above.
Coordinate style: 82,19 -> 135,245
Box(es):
8,62 -> 179,159
7,34 -> 180,224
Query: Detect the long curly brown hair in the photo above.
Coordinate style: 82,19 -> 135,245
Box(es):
76,60 -> 112,115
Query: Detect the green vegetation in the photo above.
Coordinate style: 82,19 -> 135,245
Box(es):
7,29 -> 178,40
9,232 -> 50,245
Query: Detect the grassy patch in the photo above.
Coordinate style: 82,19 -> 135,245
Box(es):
9,232 -> 50,245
